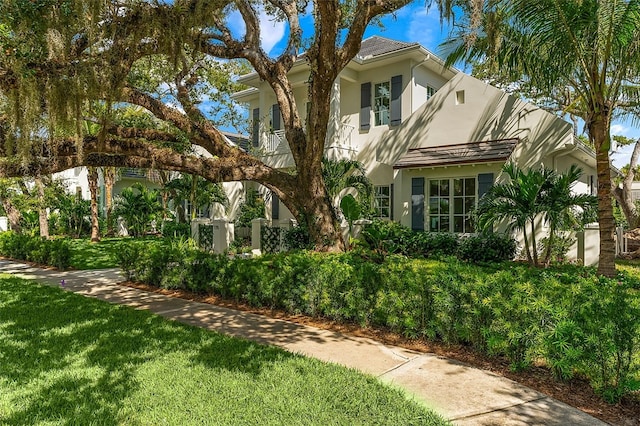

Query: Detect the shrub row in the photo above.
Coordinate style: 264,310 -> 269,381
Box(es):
116,239 -> 640,402
0,232 -> 72,269
358,220 -> 517,263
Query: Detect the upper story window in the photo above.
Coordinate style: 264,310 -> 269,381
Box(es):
429,177 -> 476,233
426,86 -> 436,101
374,81 -> 390,126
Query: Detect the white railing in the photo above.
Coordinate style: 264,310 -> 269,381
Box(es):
258,123 -> 356,154
262,128 -> 287,152
332,124 -> 356,149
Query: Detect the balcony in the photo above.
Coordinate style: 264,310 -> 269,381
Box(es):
256,122 -> 357,167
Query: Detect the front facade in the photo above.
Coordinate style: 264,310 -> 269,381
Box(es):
232,36 -> 599,263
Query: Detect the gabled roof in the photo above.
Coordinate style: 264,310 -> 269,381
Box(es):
393,139 -> 519,169
356,36 -> 420,59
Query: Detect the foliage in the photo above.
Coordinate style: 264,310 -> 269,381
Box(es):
113,183 -> 164,237
283,225 -> 313,251
161,220 -> 191,238
0,232 -> 72,269
538,233 -> 575,264
0,275 -> 447,425
477,163 -> 595,266
52,191 -> 91,238
458,233 -> 517,263
235,188 -> 265,228
357,219 -> 414,258
163,173 -> 228,222
114,243 -> 640,401
357,219 -> 470,261
340,194 -> 361,227
322,158 -> 373,215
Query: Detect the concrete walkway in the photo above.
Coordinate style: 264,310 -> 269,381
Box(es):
0,259 -> 607,425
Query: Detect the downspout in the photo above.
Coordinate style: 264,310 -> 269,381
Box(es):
410,57 -> 429,114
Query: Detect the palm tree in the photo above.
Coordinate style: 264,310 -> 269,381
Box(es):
477,163 -> 553,266
443,0 -> 640,277
163,173 -> 228,222
541,165 -> 598,265
113,183 -> 163,237
321,158 -> 373,213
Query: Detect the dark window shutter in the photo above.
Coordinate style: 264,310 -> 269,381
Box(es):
271,104 -> 281,130
390,75 -> 402,126
411,177 -> 425,231
252,108 -> 260,147
271,191 -> 280,220
360,82 -> 371,131
390,183 -> 394,220
478,173 -> 494,199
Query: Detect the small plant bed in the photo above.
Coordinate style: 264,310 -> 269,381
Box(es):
0,275 -> 447,425
122,279 -> 640,426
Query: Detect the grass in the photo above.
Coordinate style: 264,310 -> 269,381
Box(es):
68,237 -> 163,270
0,275 -> 448,425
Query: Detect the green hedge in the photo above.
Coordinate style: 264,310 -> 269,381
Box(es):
0,232 -> 72,270
115,240 -> 640,402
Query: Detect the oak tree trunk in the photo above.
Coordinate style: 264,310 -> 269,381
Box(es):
88,167 -> 100,242
103,167 -> 115,236
2,198 -> 21,234
35,176 -> 49,239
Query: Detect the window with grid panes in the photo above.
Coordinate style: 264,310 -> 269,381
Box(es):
374,82 -> 390,126
429,178 -> 476,233
374,185 -> 391,219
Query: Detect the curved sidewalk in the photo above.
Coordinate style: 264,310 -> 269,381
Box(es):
0,259 -> 607,425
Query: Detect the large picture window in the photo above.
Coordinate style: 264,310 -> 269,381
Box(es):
374,185 -> 391,219
429,178 -> 475,233
374,82 -> 390,126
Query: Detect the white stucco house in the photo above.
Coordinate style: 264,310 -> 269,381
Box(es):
231,36 -> 600,264
55,36 -> 601,263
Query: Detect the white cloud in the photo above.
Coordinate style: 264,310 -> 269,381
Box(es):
223,8 -> 286,55
611,123 -> 630,136
405,6 -> 449,53
258,10 -> 286,54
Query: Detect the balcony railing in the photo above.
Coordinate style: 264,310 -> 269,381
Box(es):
257,122 -> 356,154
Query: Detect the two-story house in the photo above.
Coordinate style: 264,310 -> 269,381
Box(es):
233,36 -> 599,263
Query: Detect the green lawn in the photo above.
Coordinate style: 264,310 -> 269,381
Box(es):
68,237 -> 164,270
0,275 -> 447,425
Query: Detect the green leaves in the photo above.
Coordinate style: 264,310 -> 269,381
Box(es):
340,194 -> 361,225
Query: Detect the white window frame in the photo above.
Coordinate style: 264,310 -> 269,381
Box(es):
374,185 -> 391,219
374,81 -> 390,126
428,177 -> 476,233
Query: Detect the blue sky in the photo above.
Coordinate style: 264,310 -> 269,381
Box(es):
227,1 -> 638,167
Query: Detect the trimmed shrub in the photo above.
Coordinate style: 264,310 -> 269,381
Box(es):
112,241 -> 640,402
457,233 -> 517,263
0,232 -> 72,270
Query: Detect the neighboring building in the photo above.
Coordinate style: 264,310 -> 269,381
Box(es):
231,36 -> 599,263
54,131 -> 249,221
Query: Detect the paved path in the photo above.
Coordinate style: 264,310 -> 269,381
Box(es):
0,259 -> 607,425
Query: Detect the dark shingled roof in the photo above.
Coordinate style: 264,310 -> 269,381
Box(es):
357,36 -> 419,59
393,139 -> 519,169
222,131 -> 250,151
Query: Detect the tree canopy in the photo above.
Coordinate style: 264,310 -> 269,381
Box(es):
0,0 -> 416,250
